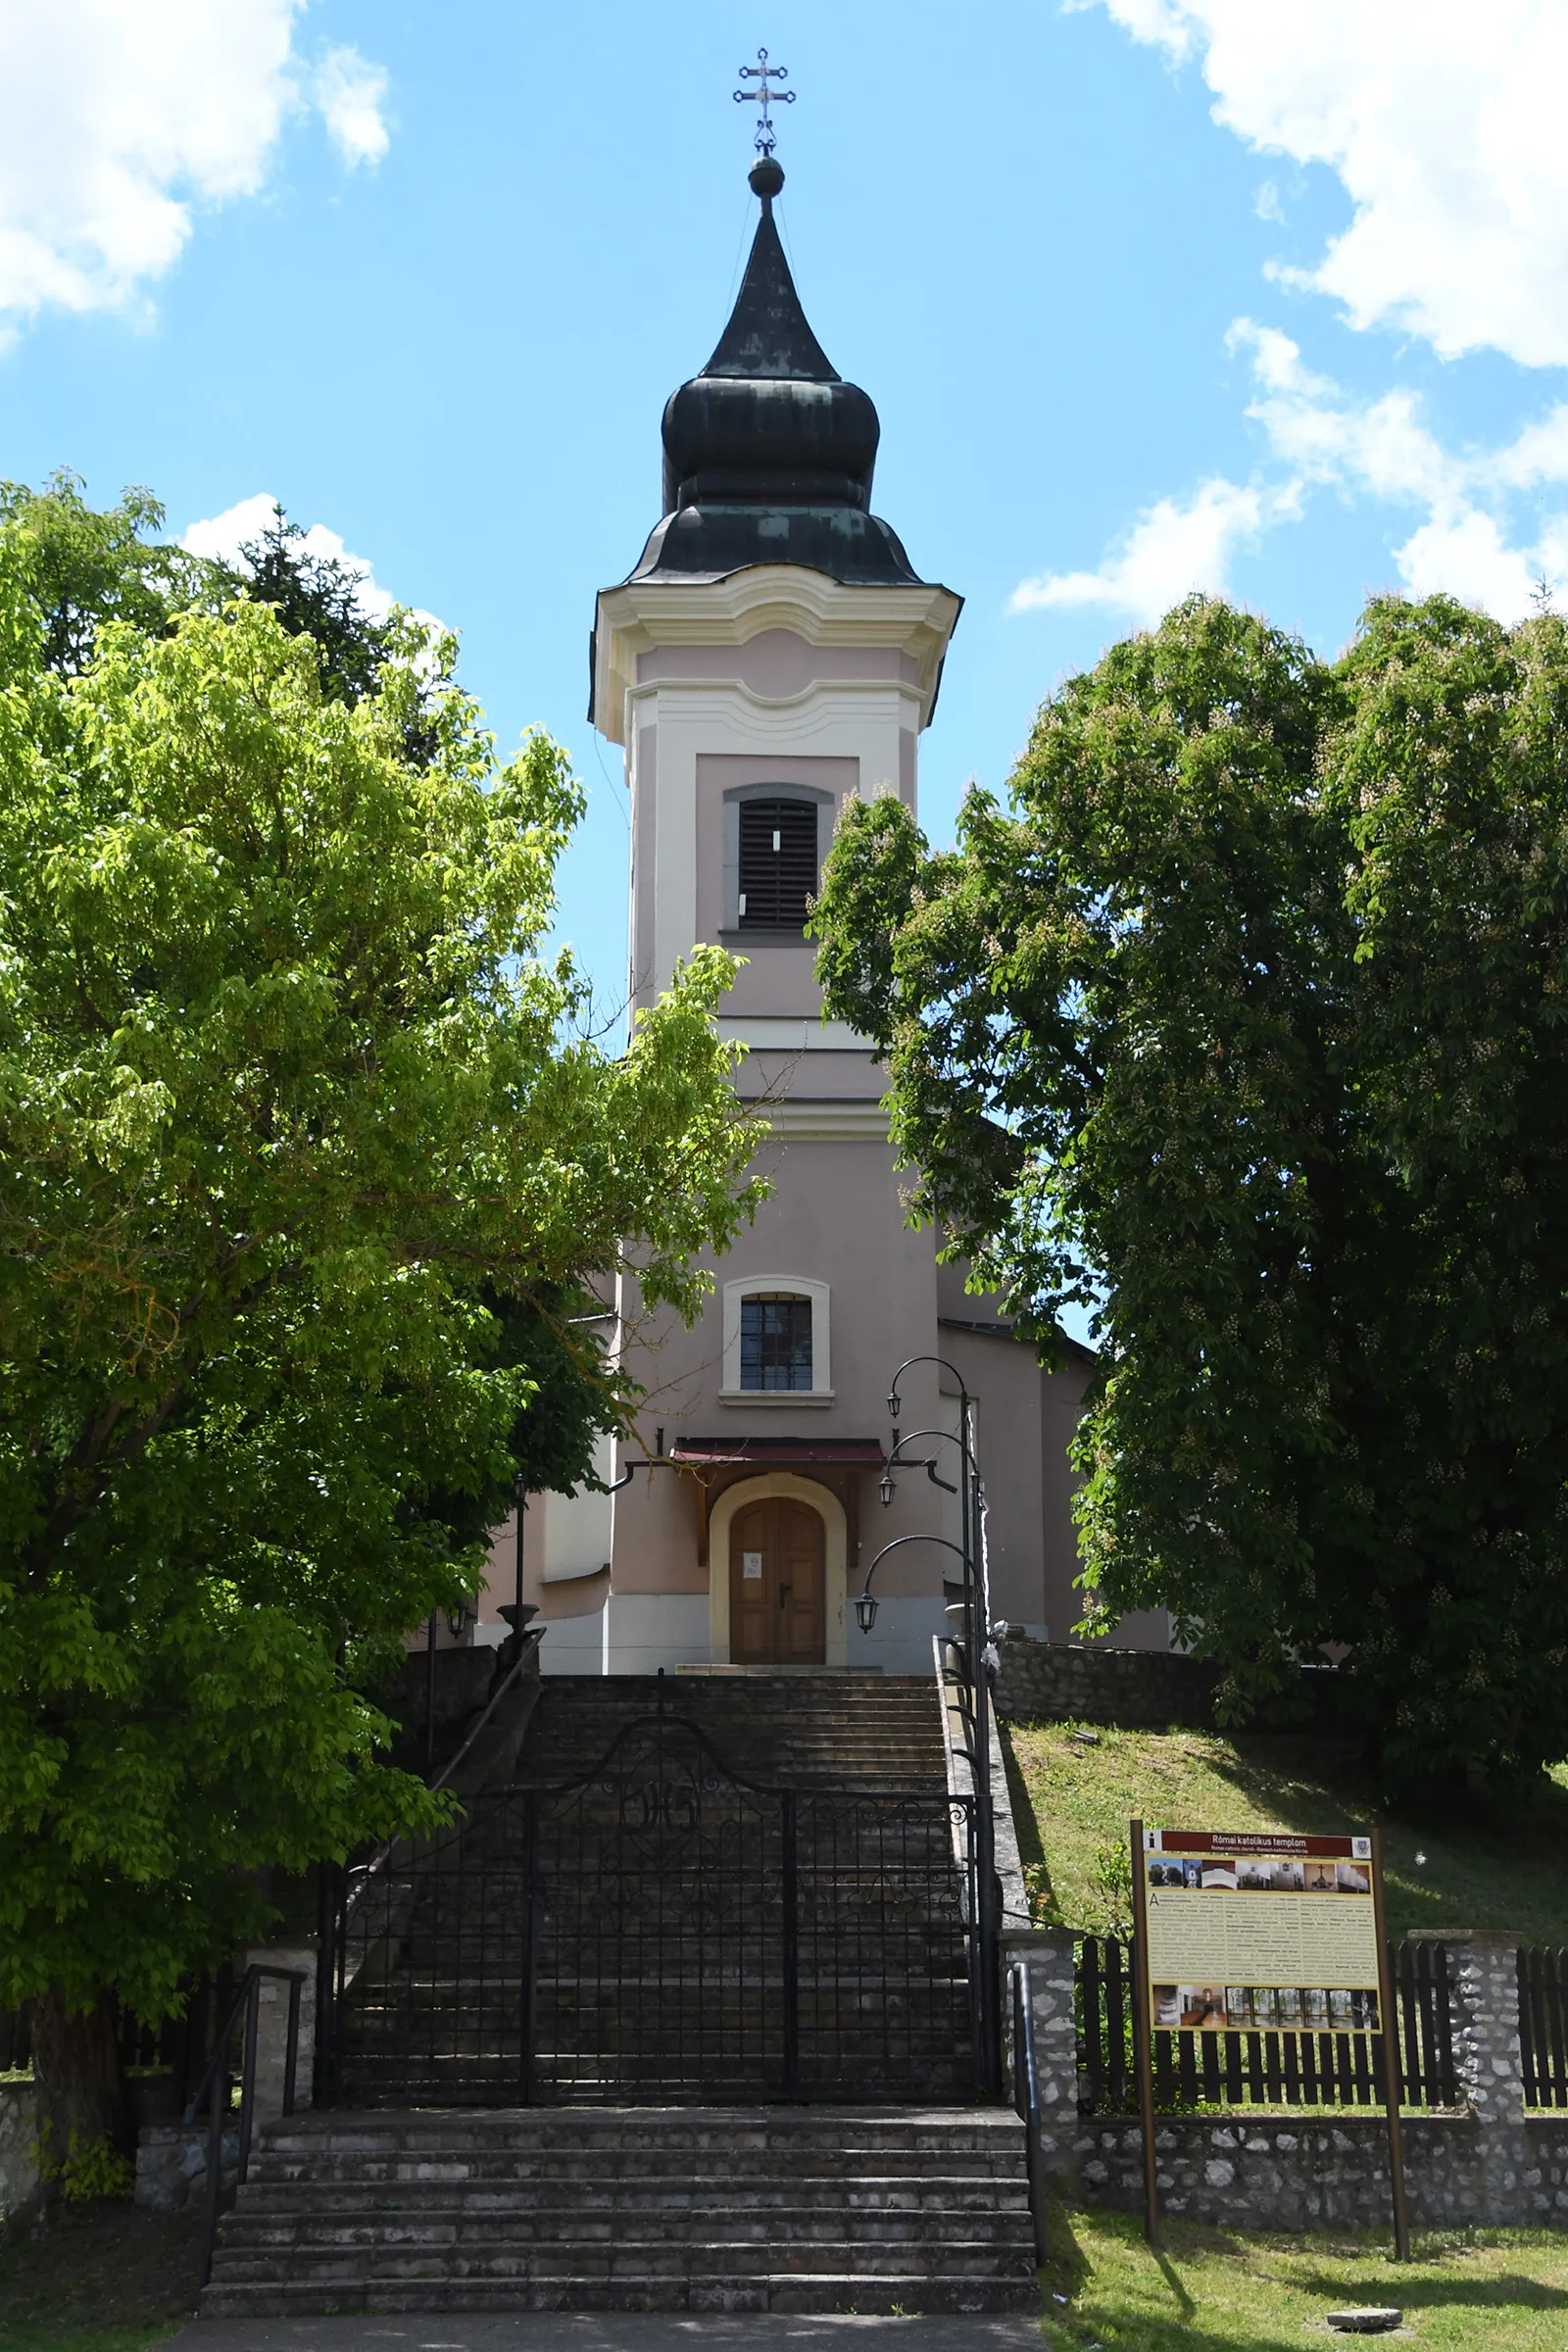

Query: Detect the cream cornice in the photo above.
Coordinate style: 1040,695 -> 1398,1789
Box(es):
625,675 -> 925,721
593,567 -> 962,748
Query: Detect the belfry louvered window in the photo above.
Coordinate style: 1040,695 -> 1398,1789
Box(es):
737,797 -> 818,931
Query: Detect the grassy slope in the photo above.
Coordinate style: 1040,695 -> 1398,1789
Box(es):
0,2204 -> 199,2352
1004,1722 -> 1568,1944
1044,2204 -> 1568,2351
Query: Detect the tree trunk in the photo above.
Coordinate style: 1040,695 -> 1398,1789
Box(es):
30,1984 -> 133,2166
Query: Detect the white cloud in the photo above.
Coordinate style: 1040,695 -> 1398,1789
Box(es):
313,46 -> 391,170
0,2 -> 391,338
1394,510 -> 1545,616
1013,320 -> 1568,629
1010,477 -> 1287,622
1086,0 -> 1568,367
1226,319 -> 1453,508
1229,317 -> 1568,595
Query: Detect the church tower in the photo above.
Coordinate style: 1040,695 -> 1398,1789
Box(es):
500,151 -> 1139,1675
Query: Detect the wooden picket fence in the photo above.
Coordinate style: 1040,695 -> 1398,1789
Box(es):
0,1974 -> 226,2104
0,2004 -> 28,2074
1077,1934 -> 1459,2114
1519,1946 -> 1568,2109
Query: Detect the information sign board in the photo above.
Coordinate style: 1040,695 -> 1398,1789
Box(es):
1141,1828 -> 1380,2035
1127,1817 -> 1408,2262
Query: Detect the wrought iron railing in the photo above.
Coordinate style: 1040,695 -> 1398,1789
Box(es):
1519,1944 -> 1568,2109
185,1963 -> 308,2288
1075,1932 -> 1459,2113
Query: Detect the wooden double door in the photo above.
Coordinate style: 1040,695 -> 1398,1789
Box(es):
729,1497 -> 826,1666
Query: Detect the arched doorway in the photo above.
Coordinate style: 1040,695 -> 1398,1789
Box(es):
729,1495 -> 826,1665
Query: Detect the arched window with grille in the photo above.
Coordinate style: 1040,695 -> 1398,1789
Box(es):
739,1293 -> 813,1391
720,1275 -> 833,1402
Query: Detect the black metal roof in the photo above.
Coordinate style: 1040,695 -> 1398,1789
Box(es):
622,159 -> 935,592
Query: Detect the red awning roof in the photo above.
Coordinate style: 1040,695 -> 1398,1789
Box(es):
669,1437 -> 886,1467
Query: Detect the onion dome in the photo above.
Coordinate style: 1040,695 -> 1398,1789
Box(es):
625,160 -> 928,588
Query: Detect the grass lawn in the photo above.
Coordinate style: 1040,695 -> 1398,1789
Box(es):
1042,2204 -> 1568,2350
0,2201 -> 200,2352
1003,1721 -> 1568,1944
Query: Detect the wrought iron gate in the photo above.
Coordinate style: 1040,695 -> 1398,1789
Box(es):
324,1707 -> 979,2105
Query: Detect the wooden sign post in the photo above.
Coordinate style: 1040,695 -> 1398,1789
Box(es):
1128,1819 -> 1410,2260
1128,1816 -> 1160,2244
1370,1827 -> 1410,2260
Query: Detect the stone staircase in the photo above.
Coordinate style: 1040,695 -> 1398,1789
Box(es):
201,2106 -> 1039,2315
201,1672 -> 1037,2317
525,1672 -> 949,1788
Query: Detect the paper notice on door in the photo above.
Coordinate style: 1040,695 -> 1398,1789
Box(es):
742,1551 -> 764,1579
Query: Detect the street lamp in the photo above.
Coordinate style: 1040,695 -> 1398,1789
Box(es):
865,1354 -> 1004,2101
854,1532 -> 968,1641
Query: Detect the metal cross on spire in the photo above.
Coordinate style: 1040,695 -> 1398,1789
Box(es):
733,47 -> 794,157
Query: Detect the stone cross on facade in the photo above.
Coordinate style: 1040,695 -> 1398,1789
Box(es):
733,48 -> 795,156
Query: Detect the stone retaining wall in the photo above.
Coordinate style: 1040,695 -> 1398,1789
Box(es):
1004,1927 -> 1568,2233
995,1632 -> 1341,1732
135,2123 -> 238,2215
0,2081 -> 37,2224
1072,2113 -> 1568,2230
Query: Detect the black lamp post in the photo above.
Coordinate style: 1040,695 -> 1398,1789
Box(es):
862,1356 -> 1004,2099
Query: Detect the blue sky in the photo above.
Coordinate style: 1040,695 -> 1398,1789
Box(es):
6,1 -> 1568,1004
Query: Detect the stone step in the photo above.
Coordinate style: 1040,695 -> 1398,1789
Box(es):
203,2104 -> 1037,2319
250,2152 -> 1013,2184
219,2204 -> 1030,2250
533,1732 -> 942,1745
208,2238 -> 1037,2285
513,1765 -> 948,1791
202,2273 -> 1039,2318
538,1708 -> 941,1720
251,2155 -> 1015,2185
255,2108 -> 1024,2149
232,2175 -> 1027,2213
333,2075 -> 980,2108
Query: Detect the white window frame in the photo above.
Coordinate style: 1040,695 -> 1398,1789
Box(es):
719,1274 -> 833,1404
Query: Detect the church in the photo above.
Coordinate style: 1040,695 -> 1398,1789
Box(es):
476,151 -> 1169,1676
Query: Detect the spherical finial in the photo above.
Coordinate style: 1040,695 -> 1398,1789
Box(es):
749,156 -> 785,200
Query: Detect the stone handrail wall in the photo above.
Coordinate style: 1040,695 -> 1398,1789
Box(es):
1004,1926 -> 1568,2232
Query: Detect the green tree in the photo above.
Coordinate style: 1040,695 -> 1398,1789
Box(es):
220,502 -> 394,709
0,470 -> 215,676
2,475 -> 404,710
813,592 -> 1568,1801
0,559 -> 760,2163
